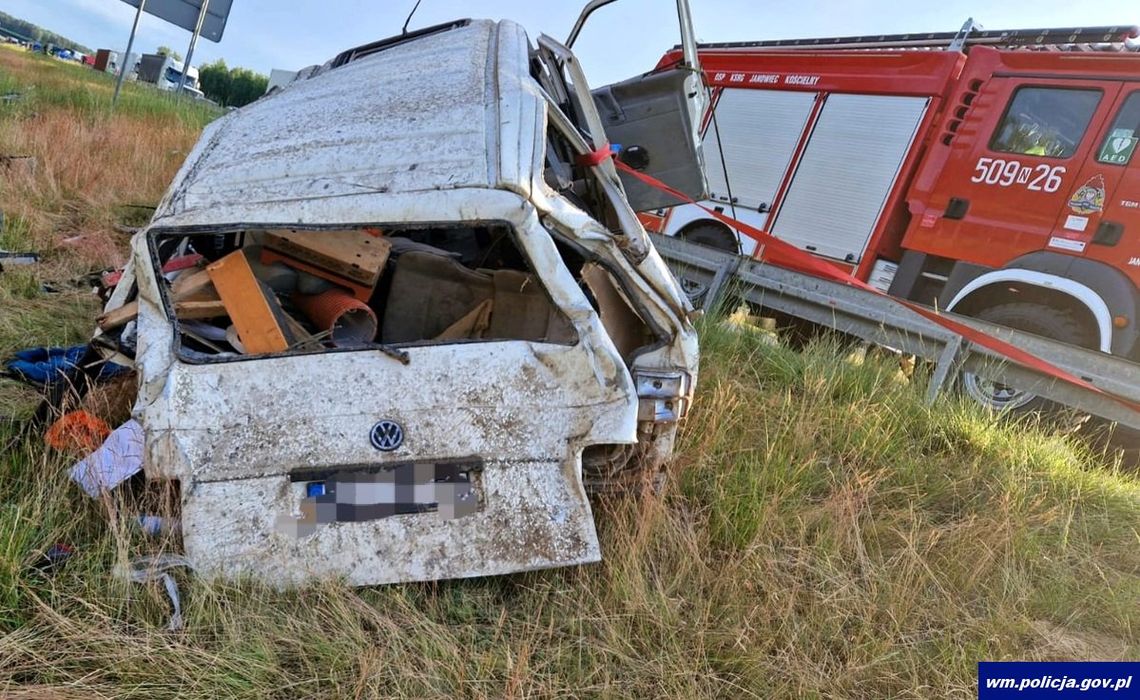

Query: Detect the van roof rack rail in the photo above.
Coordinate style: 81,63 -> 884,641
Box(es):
684,20 -> 1140,53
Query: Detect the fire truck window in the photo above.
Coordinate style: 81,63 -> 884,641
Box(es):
990,87 -> 1101,159
1097,92 -> 1140,166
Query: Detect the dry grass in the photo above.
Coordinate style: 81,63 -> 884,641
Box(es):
0,47 -> 1137,698
0,328 -> 1135,698
0,48 -> 214,275
1,48 -> 216,414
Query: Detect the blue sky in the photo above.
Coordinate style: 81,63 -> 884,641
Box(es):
2,0 -> 1137,84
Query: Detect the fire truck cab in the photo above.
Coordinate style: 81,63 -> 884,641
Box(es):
643,23 -> 1140,411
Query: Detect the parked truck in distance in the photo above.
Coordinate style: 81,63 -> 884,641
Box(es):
137,52 -> 199,92
639,21 -> 1140,415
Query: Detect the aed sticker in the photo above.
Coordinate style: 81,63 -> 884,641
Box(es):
1063,214 -> 1088,232
1099,128 -> 1138,165
1048,236 -> 1087,253
1067,174 -> 1106,214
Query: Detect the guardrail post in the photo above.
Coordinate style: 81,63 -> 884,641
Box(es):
703,258 -> 741,313
926,334 -> 966,404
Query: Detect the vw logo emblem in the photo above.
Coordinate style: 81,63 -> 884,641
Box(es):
370,420 -> 404,451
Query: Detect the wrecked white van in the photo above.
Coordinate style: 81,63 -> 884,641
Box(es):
96,7 -> 708,586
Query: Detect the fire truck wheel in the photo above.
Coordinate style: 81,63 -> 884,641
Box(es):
678,224 -> 737,305
960,302 -> 1092,415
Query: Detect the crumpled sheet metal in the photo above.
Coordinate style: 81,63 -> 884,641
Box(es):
181,458 -> 602,587
153,20 -> 537,221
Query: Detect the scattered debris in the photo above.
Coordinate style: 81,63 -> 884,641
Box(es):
116,554 -> 193,631
69,419 -> 144,498
32,544 -> 75,576
137,515 -> 181,538
0,251 -> 39,266
44,410 -> 112,453
3,345 -> 128,387
4,346 -> 86,386
0,155 -> 36,176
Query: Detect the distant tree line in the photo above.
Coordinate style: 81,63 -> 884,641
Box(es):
198,59 -> 269,108
0,11 -> 92,53
156,45 -> 184,62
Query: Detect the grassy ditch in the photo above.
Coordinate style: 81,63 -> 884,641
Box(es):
0,46 -> 216,276
0,326 -> 1136,698
0,46 -> 1136,698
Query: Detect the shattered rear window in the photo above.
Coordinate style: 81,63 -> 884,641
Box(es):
147,223 -> 579,362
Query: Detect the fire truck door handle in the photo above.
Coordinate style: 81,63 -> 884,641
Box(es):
943,197 -> 970,220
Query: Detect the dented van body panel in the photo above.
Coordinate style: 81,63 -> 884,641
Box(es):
152,21 -> 541,221
105,18 -> 698,586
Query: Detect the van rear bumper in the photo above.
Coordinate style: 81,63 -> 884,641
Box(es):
180,456 -> 601,587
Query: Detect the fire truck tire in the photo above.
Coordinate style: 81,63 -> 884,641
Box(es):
677,224 -> 737,306
960,302 -> 1093,415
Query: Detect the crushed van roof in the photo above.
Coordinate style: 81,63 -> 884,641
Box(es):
154,19 -> 543,222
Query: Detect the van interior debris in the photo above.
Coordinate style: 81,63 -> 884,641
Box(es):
97,224 -> 673,362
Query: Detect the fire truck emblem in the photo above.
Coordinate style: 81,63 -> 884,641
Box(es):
1067,175 -> 1105,215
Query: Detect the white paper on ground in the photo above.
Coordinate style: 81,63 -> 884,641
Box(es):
69,419 -> 144,497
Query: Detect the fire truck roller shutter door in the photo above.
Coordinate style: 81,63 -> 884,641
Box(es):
768,94 -> 929,263
703,89 -> 817,212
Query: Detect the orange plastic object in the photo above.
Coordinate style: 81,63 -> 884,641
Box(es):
45,410 -> 112,454
293,289 -> 378,346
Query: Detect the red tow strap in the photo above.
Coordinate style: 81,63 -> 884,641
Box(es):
609,158 -> 1140,417
575,142 -> 615,167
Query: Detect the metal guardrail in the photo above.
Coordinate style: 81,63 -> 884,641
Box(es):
652,233 -> 1140,431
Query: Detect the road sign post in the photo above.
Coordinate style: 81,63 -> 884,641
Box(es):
112,0 -> 233,108
111,0 -> 147,107
176,0 -> 210,96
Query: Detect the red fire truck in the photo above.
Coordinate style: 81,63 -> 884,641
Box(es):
640,22 -> 1140,412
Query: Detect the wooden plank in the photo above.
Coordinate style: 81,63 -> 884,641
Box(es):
97,300 -> 139,331
171,268 -> 214,299
206,251 -> 290,354
173,300 -> 229,320
259,249 -> 374,301
262,229 -> 390,288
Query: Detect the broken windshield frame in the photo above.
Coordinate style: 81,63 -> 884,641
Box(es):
534,34 -> 652,263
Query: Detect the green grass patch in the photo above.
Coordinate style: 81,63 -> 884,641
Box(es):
0,49 -> 220,128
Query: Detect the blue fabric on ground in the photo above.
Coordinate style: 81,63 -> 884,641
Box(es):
4,345 -> 127,386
